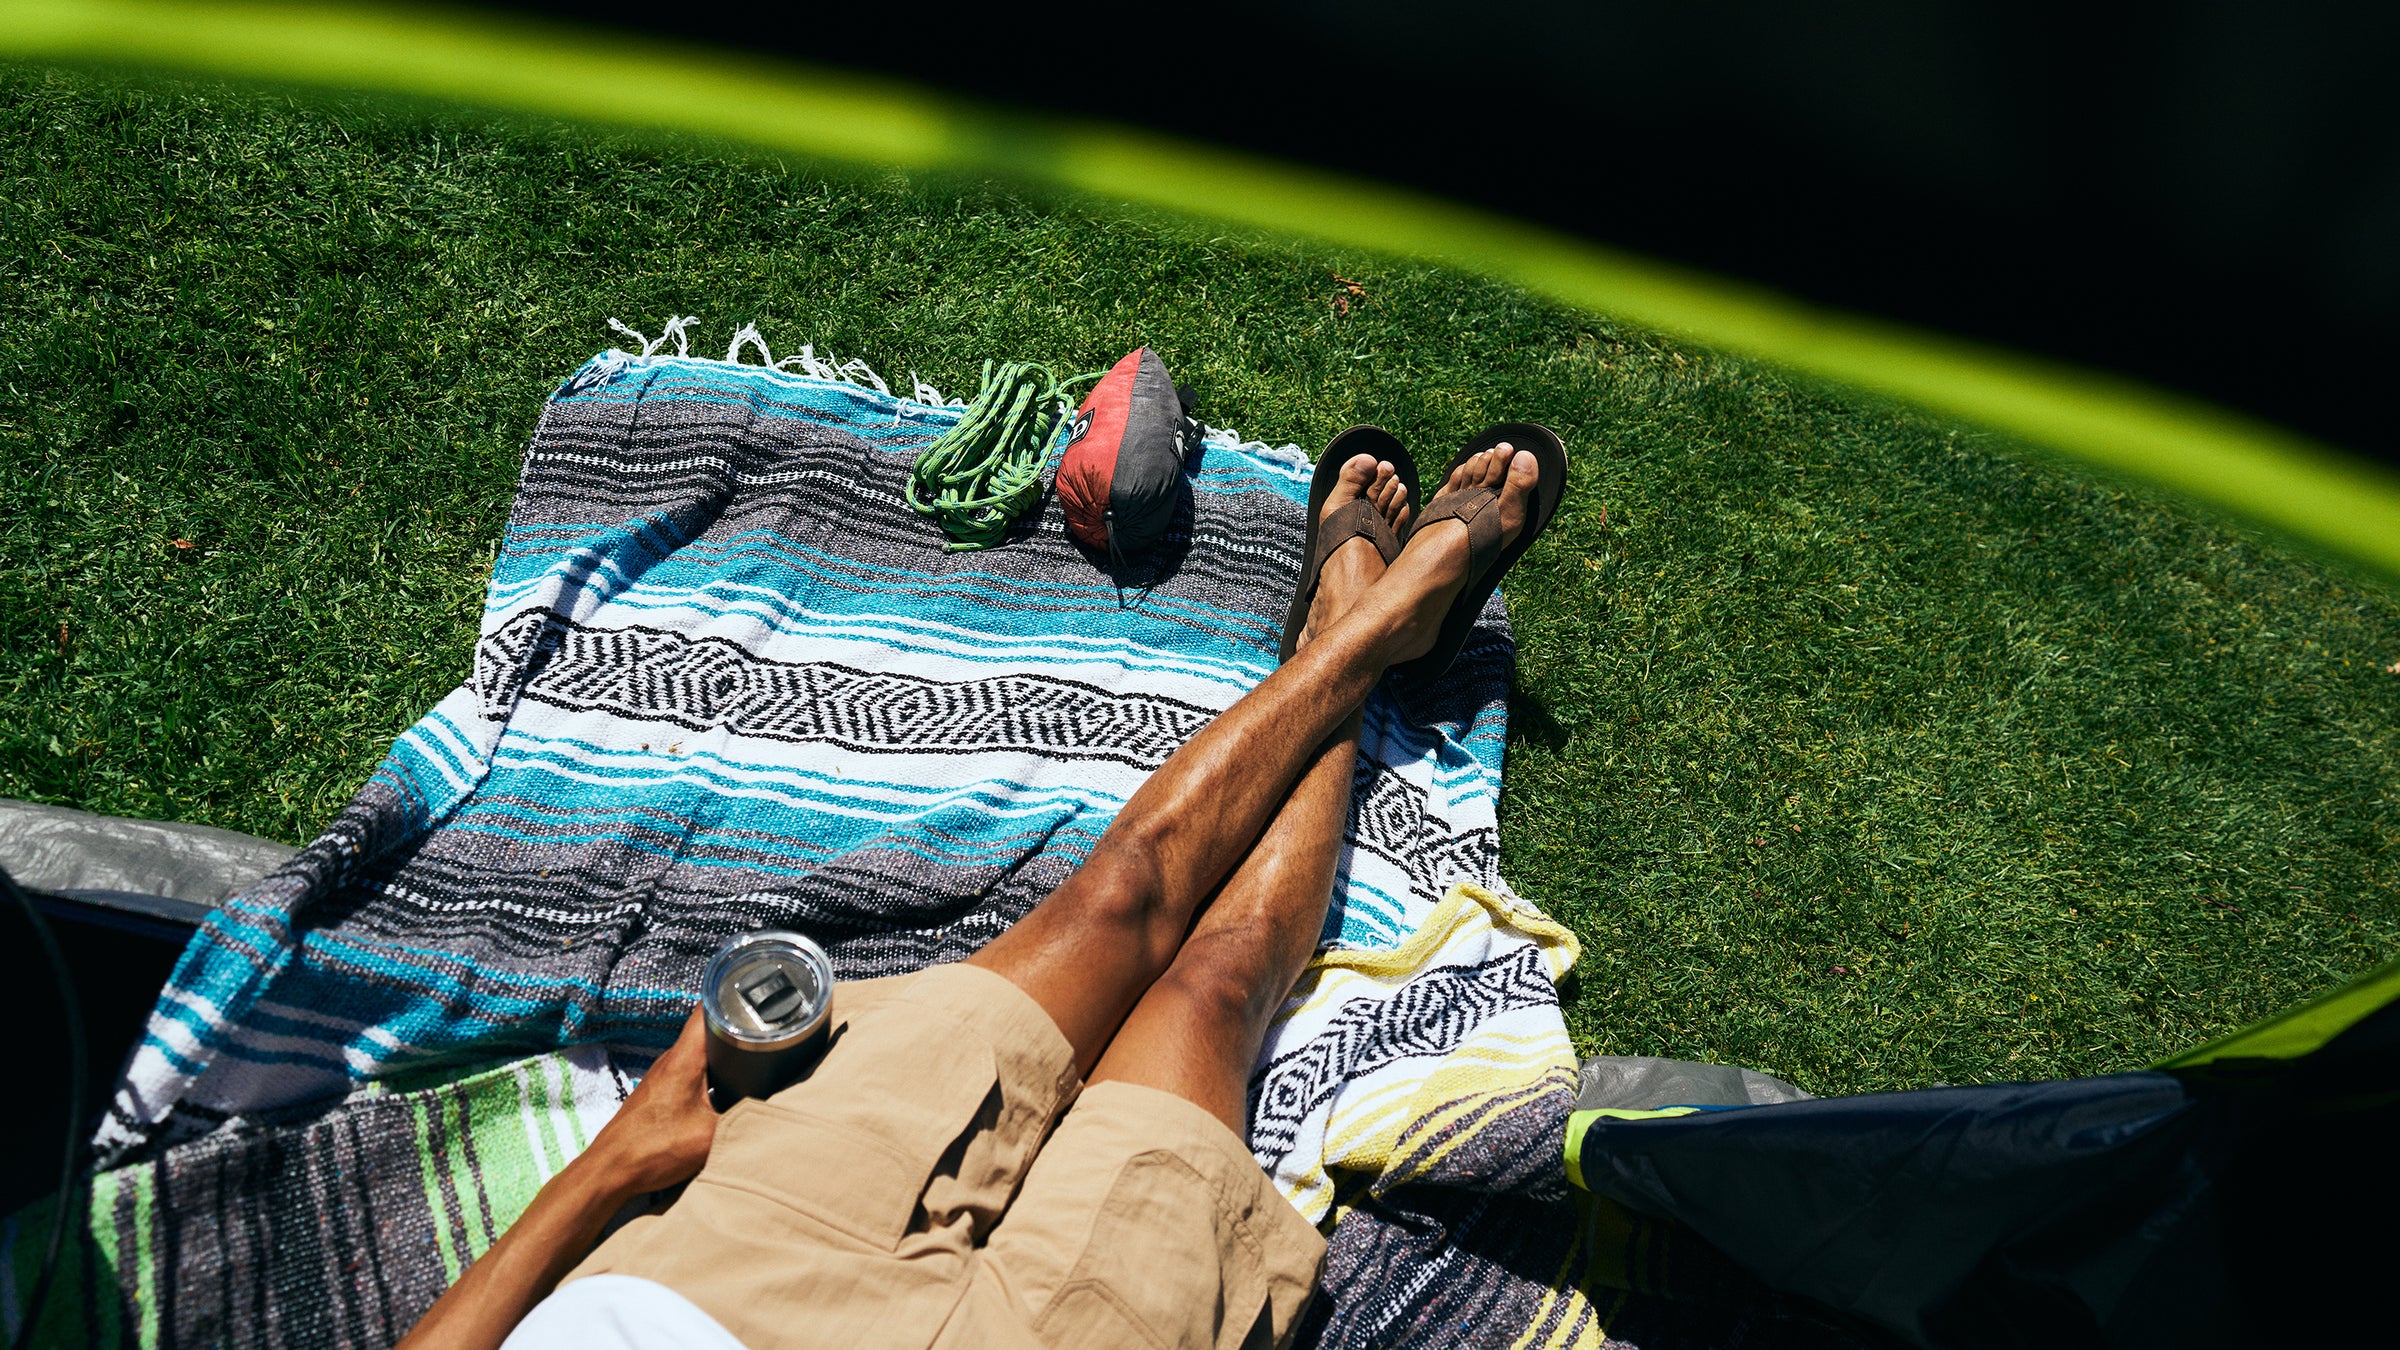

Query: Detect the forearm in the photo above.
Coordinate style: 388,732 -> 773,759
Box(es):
398,1007 -> 722,1349
396,1146 -> 640,1350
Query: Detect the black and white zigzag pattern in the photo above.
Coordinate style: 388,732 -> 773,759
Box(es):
475,610 -> 1220,766
1246,945 -> 1559,1167
1347,765 -> 1504,897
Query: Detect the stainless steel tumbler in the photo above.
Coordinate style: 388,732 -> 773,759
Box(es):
701,930 -> 835,1099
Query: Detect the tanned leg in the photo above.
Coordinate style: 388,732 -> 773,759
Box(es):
968,443 -> 1539,1077
1082,462 -> 1401,1125
1085,446 -> 1537,1128
966,456 -> 1404,1072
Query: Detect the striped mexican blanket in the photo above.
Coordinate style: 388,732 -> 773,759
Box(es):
8,329 -> 1612,1348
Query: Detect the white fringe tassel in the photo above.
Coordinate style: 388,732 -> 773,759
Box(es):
723,322 -> 775,367
610,315 -> 963,406
605,314 -> 700,359
595,316 -> 1260,468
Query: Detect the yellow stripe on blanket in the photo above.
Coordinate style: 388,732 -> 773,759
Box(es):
1261,883 -> 1583,1222
1306,881 -> 1582,983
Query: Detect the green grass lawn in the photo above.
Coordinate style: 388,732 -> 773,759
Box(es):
5,65 -> 2397,1096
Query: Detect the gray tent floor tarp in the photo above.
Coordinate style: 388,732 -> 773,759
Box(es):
1574,1055 -> 1815,1111
1,797 -> 295,932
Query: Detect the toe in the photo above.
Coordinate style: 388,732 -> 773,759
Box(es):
1509,448 -> 1539,485
1498,448 -> 1540,539
1323,452 -> 1379,520
1482,443 -> 1514,488
1441,455 -> 1478,498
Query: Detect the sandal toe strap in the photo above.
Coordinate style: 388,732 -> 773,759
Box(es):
1412,486 -> 1504,579
1312,498 -> 1403,574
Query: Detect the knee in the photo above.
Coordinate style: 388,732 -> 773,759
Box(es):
1070,838 -> 1182,966
1154,936 -> 1284,1034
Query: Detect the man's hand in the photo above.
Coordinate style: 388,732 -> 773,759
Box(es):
396,1006 -> 721,1350
581,1006 -> 720,1198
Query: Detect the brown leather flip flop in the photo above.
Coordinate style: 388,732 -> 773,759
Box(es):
1279,426 -> 1420,663
1390,422 -> 1568,687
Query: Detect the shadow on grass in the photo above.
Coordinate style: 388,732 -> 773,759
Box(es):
1508,679 -> 1573,753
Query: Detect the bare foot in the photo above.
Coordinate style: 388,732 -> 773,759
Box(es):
1300,453 -> 1413,650
1377,443 -> 1539,661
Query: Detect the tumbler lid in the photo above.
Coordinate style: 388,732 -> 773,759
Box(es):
703,930 -> 833,1046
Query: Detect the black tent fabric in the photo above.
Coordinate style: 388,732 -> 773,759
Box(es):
1566,959 -> 2400,1348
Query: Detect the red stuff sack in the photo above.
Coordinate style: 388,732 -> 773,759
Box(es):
1056,347 -> 1196,562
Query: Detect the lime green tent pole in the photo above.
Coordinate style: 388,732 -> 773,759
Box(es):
10,0 -> 2400,581
2161,952 -> 2400,1069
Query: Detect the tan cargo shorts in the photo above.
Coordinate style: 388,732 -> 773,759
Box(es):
568,962 -> 1327,1349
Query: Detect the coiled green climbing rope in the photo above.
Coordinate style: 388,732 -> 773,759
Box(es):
906,360 -> 1099,551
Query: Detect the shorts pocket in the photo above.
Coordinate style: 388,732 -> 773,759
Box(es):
705,1017 -> 999,1252
1036,1281 -> 1171,1350
1033,1152 -> 1266,1349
